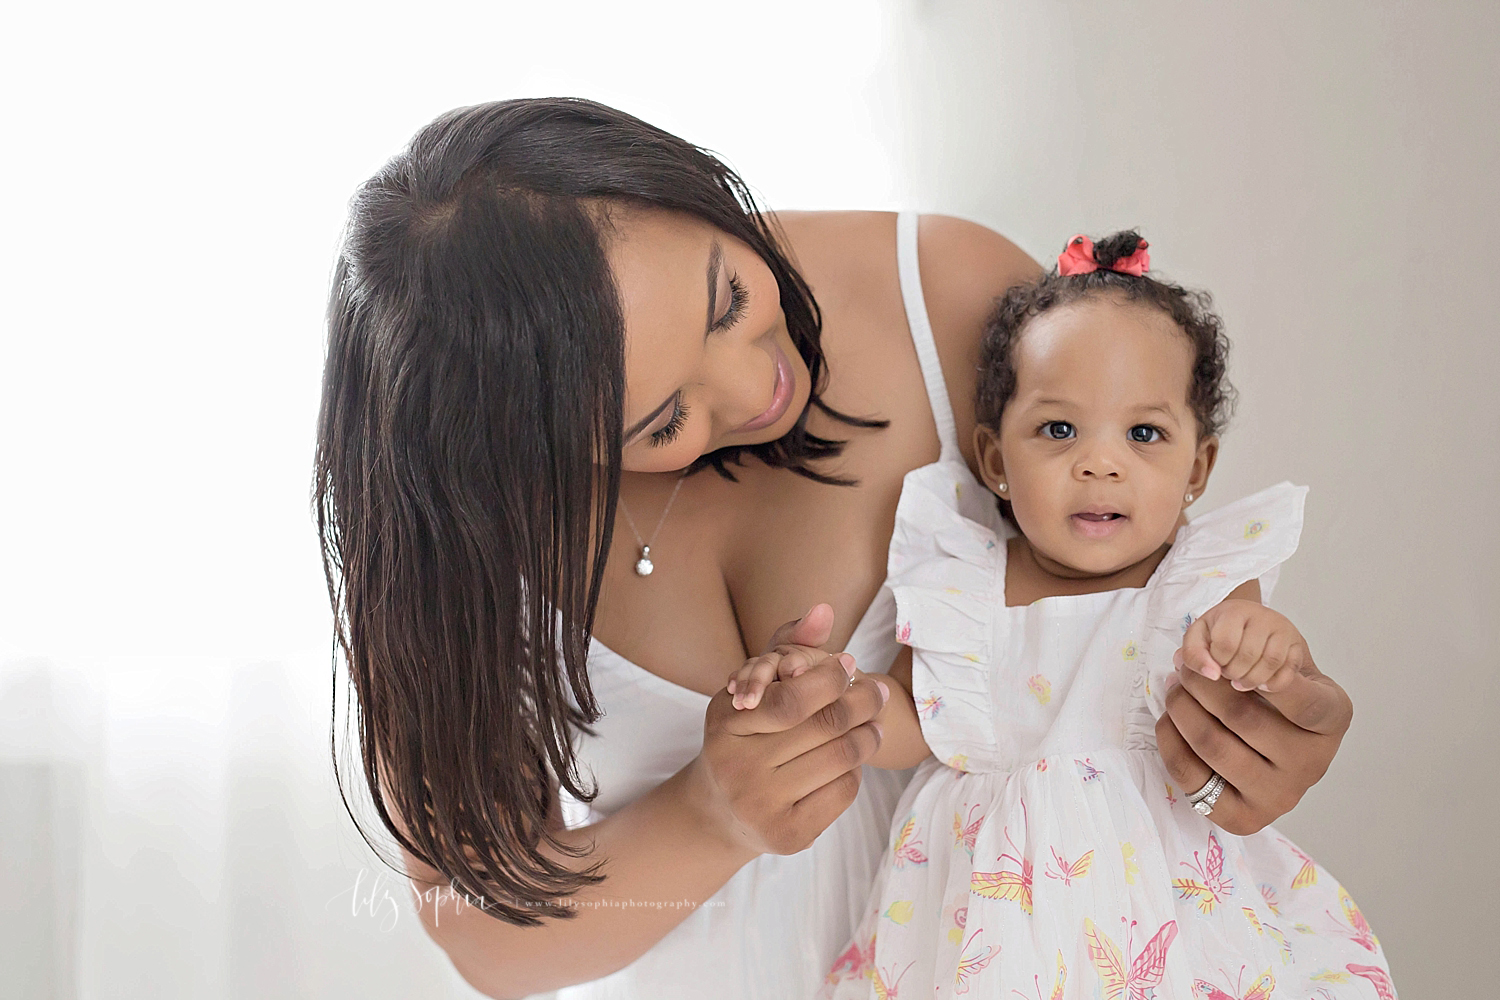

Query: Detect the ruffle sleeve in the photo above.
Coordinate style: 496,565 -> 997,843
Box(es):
1138,481 -> 1309,723
886,460 -> 1010,772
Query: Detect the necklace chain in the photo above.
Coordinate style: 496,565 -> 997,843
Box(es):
619,475 -> 687,577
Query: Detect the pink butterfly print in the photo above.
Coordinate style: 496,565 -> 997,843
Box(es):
954,929 -> 998,994
896,621 -> 912,643
872,961 -> 914,1000
1083,917 -> 1178,1000
970,824 -> 1033,914
953,804 -> 984,855
1074,757 -> 1105,783
1173,830 -> 1235,914
1258,883 -> 1282,916
1277,836 -> 1318,889
916,693 -> 944,719
1190,966 -> 1274,1000
1327,887 -> 1378,952
1043,846 -> 1095,886
892,816 -> 929,868
823,932 -> 874,985
1346,964 -> 1396,1000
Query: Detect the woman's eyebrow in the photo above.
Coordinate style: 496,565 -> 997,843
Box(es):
703,239 -> 722,338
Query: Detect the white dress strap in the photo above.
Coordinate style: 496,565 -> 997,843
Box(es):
896,212 -> 961,461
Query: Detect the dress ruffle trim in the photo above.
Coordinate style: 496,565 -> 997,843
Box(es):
1137,481 -> 1309,726
887,461 -> 1008,770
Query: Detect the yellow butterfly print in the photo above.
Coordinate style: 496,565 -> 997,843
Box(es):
1328,886 -> 1378,952
1083,917 -> 1177,1000
1015,951 -> 1068,1000
1121,639 -> 1139,660
1278,837 -> 1318,889
954,930 -> 997,994
947,753 -> 971,772
1310,968 -> 1350,983
1173,830 -> 1235,915
883,899 -> 915,925
1190,968 -> 1274,1000
1165,782 -> 1178,806
1044,847 -> 1094,886
892,816 -> 929,867
872,961 -> 914,1000
1244,519 -> 1267,539
970,825 -> 1032,914
1026,673 -> 1052,705
953,804 -> 984,855
1264,923 -> 1293,964
1258,883 -> 1282,915
915,693 -> 944,720
1242,907 -> 1263,935
1121,842 -> 1140,886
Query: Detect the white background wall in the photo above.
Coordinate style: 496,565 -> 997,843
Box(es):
1,1 -> 1491,996
881,4 -> 1498,994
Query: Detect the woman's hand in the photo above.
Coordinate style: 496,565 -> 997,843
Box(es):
1155,650 -> 1353,836
686,605 -> 888,858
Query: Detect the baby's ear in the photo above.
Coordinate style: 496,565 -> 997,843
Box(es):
1185,434 -> 1220,508
972,423 -> 1008,497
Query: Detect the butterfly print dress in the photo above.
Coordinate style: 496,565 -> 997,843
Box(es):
819,461 -> 1396,999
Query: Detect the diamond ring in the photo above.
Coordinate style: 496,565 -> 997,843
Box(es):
1187,772 -> 1228,817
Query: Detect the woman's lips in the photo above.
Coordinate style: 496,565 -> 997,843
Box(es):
735,342 -> 795,432
1070,511 -> 1127,540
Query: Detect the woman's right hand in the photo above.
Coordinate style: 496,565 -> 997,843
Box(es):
687,604 -> 888,858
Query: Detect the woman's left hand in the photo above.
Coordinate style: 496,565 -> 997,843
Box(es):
1155,651 -> 1353,836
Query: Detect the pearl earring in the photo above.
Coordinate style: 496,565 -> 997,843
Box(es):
998,483 -> 1008,492
1184,492 -> 1194,503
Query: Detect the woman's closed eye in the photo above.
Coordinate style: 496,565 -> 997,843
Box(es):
649,393 -> 690,447
712,273 -> 747,332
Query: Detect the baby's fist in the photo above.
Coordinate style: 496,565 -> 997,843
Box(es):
1176,599 -> 1308,693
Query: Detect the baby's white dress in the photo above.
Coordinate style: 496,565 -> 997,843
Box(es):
820,460 -> 1397,1000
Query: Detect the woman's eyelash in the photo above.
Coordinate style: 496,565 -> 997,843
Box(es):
711,273 -> 747,332
649,394 -> 689,447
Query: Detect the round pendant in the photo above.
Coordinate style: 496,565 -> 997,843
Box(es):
634,546 -> 654,577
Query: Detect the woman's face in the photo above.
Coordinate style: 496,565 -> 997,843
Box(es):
602,205 -> 811,473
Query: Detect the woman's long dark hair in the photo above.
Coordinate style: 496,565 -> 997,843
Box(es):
315,98 -> 882,924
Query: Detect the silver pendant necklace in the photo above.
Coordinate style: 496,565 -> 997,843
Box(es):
618,475 -> 687,577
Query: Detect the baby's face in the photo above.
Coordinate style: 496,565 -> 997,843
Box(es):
977,297 -> 1218,579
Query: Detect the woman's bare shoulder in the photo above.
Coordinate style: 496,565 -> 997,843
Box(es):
914,215 -> 1041,464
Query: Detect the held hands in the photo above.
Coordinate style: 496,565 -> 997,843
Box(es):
1158,599 -> 1353,836
689,604 -> 889,858
1176,599 -> 1308,694
727,647 -> 890,711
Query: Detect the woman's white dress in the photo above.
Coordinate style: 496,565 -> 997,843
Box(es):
547,212 -> 944,1000
819,459 -> 1397,1000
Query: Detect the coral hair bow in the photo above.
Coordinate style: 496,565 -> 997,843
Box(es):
1057,234 -> 1151,277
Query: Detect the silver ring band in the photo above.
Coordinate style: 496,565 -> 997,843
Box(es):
1188,772 -> 1228,816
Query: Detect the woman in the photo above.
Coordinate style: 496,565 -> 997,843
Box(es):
315,98 -> 1352,999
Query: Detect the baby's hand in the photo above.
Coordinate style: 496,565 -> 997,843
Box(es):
1176,599 -> 1308,694
727,645 -> 855,710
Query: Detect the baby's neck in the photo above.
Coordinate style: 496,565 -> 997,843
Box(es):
1003,535 -> 1172,607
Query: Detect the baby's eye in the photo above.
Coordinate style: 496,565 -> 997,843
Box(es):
1042,421 -> 1075,440
1128,425 -> 1163,443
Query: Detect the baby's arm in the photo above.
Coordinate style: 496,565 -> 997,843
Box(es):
1176,579 -> 1309,694
727,646 -> 931,770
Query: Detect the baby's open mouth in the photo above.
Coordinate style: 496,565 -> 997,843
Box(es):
1074,512 -> 1124,521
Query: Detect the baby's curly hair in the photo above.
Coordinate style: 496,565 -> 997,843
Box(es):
975,230 -> 1236,438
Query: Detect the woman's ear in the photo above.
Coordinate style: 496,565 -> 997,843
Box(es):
1185,434 -> 1219,507
973,422 -> 1009,498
